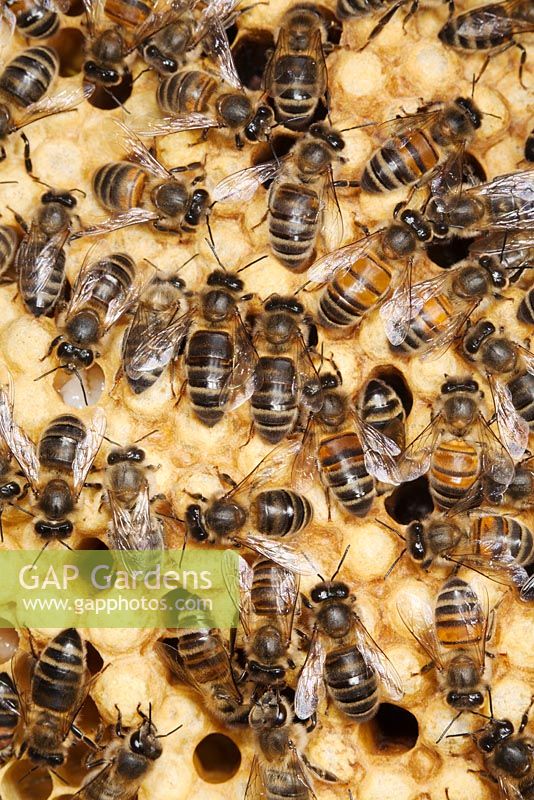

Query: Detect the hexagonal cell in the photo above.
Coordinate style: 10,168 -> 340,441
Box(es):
232,30 -> 274,91
50,28 -> 85,77
0,626 -> 19,663
193,733 -> 241,783
385,476 -> 434,524
366,703 -> 419,754
1,760 -> 53,800
53,363 -> 105,408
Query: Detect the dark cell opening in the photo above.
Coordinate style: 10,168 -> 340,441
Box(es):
368,703 -> 419,753
461,152 -> 487,187
0,625 -> 19,663
77,536 -> 109,550
64,0 -> 85,15
385,476 -> 434,523
194,733 -> 241,783
370,365 -> 413,416
86,641 -> 104,675
51,28 -> 85,77
232,30 -> 274,91
1,761 -> 53,800
225,23 -> 239,46
426,235 -> 477,269
87,72 -> 133,110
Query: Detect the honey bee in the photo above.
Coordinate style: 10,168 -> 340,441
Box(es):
306,207 -> 433,334
263,5 -> 330,131
295,550 -> 403,721
135,17 -> 275,147
0,373 -> 106,540
6,0 -> 73,38
518,284 -> 534,326
77,705 -> 169,800
357,376 -> 407,454
119,272 -> 191,395
213,123 -> 347,271
469,230 -> 534,280
0,672 -> 19,764
395,377 -> 514,511
398,576 -> 491,711
461,319 -> 534,459
360,98 -> 482,194
14,186 -> 80,318
80,122 -> 209,236
425,167 -> 534,239
438,0 -> 534,87
17,628 -> 90,766
157,626 -> 249,728
0,225 -> 19,282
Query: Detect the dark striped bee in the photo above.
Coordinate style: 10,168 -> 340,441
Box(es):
438,0 -> 534,88
81,122 -> 209,236
76,705 -> 170,800
395,378 -> 514,511
0,225 -> 19,282
295,550 -> 403,721
157,625 -> 249,728
519,283 -> 534,326
6,0 -> 70,39
18,628 -> 90,766
119,272 -> 190,395
14,186 -> 80,318
0,672 -> 19,764
247,689 -> 338,799
213,123 -> 347,271
398,576 -> 491,711
469,230 -> 534,280
360,98 -> 482,194
425,167 -> 534,239
306,208 -> 433,334
461,319 -> 534,459
0,376 -> 106,540
337,0 -> 453,44
0,374 -> 28,541
263,5 -> 330,131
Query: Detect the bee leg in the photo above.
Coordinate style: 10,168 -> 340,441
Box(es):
41,335 -> 63,361
301,754 -> 338,783
410,661 -> 434,677
234,133 -> 244,150
240,420 -> 255,448
474,53 -> 492,85
174,378 -> 188,408
20,132 -> 33,177
108,366 -> 123,399
25,627 -> 38,659
305,712 -> 317,732
114,704 -> 125,738
467,769 -> 498,784
359,1 -> 403,51
402,0 -> 419,31
8,208 -> 28,234
518,696 -> 534,733
251,210 -> 268,231
70,722 -> 100,752
515,42 -> 528,90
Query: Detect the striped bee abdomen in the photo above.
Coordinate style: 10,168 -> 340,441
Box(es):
325,645 -> 379,720
318,253 -> 393,329
0,46 -> 58,107
268,182 -> 320,272
361,131 -> 440,193
435,577 -> 484,648
251,356 -> 299,444
186,329 -> 233,427
318,432 -> 375,516
430,438 -> 480,511
92,162 -> 146,213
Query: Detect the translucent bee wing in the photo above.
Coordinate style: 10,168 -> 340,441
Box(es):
193,0 -> 240,44
477,414 -> 515,490
397,595 -> 445,670
115,121 -> 172,180
212,161 -> 282,203
16,84 -> 94,130
396,416 -> 439,482
320,168 -> 345,253
19,228 -> 68,297
307,233 -> 380,284
0,370 -> 39,488
71,208 -> 159,239
81,0 -> 104,35
226,439 -> 302,500
239,533 -> 318,575
380,270 -> 451,346
124,308 -> 194,377
64,241 -> 108,322
133,114 -> 219,137
294,627 -> 326,720
466,169 -> 534,230
353,616 -> 404,701
353,414 -> 402,484
224,311 -> 258,411
449,539 -> 528,590
489,375 -> 530,460
0,6 -> 15,49
72,407 -> 106,497
203,15 -> 243,90
108,485 -> 164,554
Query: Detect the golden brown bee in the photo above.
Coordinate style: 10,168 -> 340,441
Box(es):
360,98 -> 482,194
438,0 -> 534,87
83,122 -> 210,236
399,576 -> 491,711
0,672 -> 19,764
18,628 -> 89,766
0,374 -> 106,541
213,123 -> 348,271
395,377 -> 514,511
295,551 -> 403,721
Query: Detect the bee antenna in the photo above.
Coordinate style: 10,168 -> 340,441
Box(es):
9,502 -> 34,517
339,121 -> 377,132
178,252 -> 199,270
59,539 -> 74,551
103,86 -> 131,115
68,187 -> 87,198
34,365 -> 64,381
72,367 -> 89,407
133,429 -> 158,444
375,517 -> 406,541
156,723 -> 183,739
17,764 -> 41,784
330,545 -> 350,581
436,710 -> 464,744
384,548 -> 407,579
294,281 -> 311,295
31,540 -> 51,568
236,254 -> 268,273
103,434 -> 122,447
30,176 -> 53,191
205,235 -> 227,272
488,686 -> 494,719
0,181 -> 18,185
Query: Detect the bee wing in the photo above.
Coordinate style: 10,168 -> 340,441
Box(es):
156,639 -> 206,694
291,424 -> 319,493
124,307 -> 194,378
307,232 -> 381,284
489,375 -> 529,461
320,168 -> 345,253
469,230 -> 534,260
133,113 -> 220,137
15,84 -> 94,130
466,169 -> 534,230
397,595 -> 445,670
268,567 -> 300,643
128,2 -> 181,49
19,227 -> 68,297
81,0 -> 104,35
212,160 -> 282,203
497,776 -> 524,800
396,416 -> 440,482
352,412 -> 402,485
0,5 -> 15,49
193,0 -> 240,44
449,1 -> 534,38
64,241 -> 108,322
477,414 -> 515,491
0,673 -> 19,718
115,121 -> 172,180
448,539 -> 528,589
518,343 -> 534,376
0,371 -> 39,488
372,105 -> 443,140
226,439 -> 302,501
224,310 -> 258,411
379,270 -> 451,347
353,615 -> 404,700
294,626 -> 326,720
239,533 -> 318,575
203,15 -> 243,90
109,485 -> 164,549
222,550 -> 252,634
104,265 -> 154,330
244,755 -> 268,800
72,407 -> 106,497
71,208 -> 160,239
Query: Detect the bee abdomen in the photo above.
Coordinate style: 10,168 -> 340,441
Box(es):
438,9 -> 512,51
92,162 -> 146,213
89,253 -> 136,312
251,558 -> 292,616
18,239 -> 65,317
518,288 -> 534,325
186,329 -> 233,427
271,55 -> 324,129
39,415 -> 86,472
178,630 -> 233,685
0,673 -> 18,757
0,46 -> 58,107
435,577 -> 483,647
318,255 -> 392,329
318,432 -> 375,516
104,0 -> 153,28
251,356 -> 298,444
336,0 -> 384,17
474,515 -> 534,566
262,767 -> 311,800
11,2 -> 60,38
0,226 -> 19,279
508,371 -> 534,429
325,645 -> 379,720
157,69 -> 218,115
361,132 -> 439,193
268,182 -> 320,271
252,489 -> 312,536
392,293 -> 455,355
430,439 -> 480,511
32,628 -> 85,712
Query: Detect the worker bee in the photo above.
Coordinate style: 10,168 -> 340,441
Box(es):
357,376 -> 407,454
395,377 -> 514,511
76,705 -> 170,800
0,225 -> 19,282
461,319 -> 534,459
307,207 -> 433,333
526,128 -> 534,162
213,123 -> 347,271
6,0 -> 71,39
0,378 -> 27,542
426,167 -> 534,238
360,98 -> 482,194
119,272 -> 190,395
135,16 -> 275,147
14,186 -> 81,318
0,672 -> 19,764
17,628 -> 90,766
0,374 -> 106,540
247,689 -> 338,799
80,122 -> 209,236
295,550 -> 403,721
337,0 -> 453,43
157,625 -> 249,728
469,230 -> 534,280
398,576 -> 491,711
438,0 -> 534,88
380,258 -> 508,358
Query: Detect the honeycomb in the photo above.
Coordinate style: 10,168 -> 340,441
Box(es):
0,0 -> 532,798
